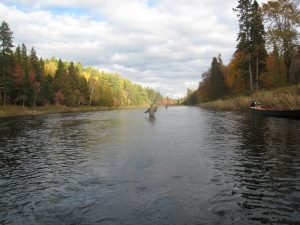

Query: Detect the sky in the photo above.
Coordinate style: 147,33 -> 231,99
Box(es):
0,0 -> 267,98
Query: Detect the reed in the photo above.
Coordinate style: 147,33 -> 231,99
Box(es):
200,96 -> 251,111
200,84 -> 300,111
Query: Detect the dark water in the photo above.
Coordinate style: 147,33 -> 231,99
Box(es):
0,106 -> 300,225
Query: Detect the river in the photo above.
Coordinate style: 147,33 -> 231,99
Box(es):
0,106 -> 299,225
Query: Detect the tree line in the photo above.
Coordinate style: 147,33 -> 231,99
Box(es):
186,0 -> 300,104
0,21 -> 162,107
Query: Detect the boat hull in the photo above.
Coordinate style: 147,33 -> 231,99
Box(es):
250,107 -> 300,118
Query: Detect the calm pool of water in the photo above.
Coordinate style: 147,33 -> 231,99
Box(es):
0,106 -> 299,224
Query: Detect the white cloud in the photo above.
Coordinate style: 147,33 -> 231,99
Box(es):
0,0 -> 267,98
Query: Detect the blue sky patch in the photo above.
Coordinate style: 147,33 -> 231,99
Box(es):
147,0 -> 157,8
48,6 -> 87,16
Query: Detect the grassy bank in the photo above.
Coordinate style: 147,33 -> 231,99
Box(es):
0,105 -> 145,118
199,84 -> 300,111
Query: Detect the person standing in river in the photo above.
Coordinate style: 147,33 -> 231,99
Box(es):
145,104 -> 157,117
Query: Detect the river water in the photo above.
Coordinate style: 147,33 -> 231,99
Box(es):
0,106 -> 299,225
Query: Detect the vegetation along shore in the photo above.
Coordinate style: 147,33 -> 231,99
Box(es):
199,84 -> 300,111
0,105 -> 154,118
186,0 -> 300,111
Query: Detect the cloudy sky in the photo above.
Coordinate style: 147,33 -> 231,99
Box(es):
0,0 -> 267,98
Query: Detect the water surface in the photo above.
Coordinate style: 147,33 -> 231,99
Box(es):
0,106 -> 299,224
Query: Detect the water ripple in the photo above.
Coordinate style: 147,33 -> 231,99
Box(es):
0,108 -> 299,225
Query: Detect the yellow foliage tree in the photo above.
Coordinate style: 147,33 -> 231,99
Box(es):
224,51 -> 248,94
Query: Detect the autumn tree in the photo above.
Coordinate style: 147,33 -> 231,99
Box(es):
260,46 -> 286,87
262,0 -> 300,83
0,21 -> 162,108
87,69 -> 98,106
225,52 -> 249,94
196,71 -> 211,102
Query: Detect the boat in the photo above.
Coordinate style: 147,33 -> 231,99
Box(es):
250,107 -> 300,118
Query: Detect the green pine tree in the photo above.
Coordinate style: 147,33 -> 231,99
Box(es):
250,0 -> 267,90
0,21 -> 14,104
29,47 -> 42,106
53,59 -> 66,92
234,0 -> 254,92
20,43 -> 28,72
209,57 -> 227,100
12,45 -> 23,102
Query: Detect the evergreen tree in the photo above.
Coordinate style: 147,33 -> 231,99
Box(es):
22,70 -> 34,106
0,21 -> 14,104
53,59 -> 66,92
78,75 -> 89,105
209,57 -> 227,100
29,47 -> 41,106
186,88 -> 197,105
250,0 -> 267,89
43,74 -> 54,104
63,62 -> 78,106
15,45 -> 22,64
0,21 -> 13,56
217,53 -> 223,65
29,47 -> 40,79
234,0 -> 254,91
11,46 -> 24,104
18,43 -> 33,105
38,57 -> 51,105
20,43 -> 29,79
68,62 -> 79,88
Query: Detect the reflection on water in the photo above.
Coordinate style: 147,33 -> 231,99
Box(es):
145,116 -> 156,126
207,113 -> 300,224
0,107 -> 299,225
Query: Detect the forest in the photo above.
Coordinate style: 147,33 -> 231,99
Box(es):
0,22 -> 162,108
186,0 -> 300,105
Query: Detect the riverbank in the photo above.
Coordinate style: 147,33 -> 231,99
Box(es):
0,105 -> 146,118
199,84 -> 300,111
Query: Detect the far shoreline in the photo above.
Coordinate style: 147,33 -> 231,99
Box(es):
0,105 -> 148,118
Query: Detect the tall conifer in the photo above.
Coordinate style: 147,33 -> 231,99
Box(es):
209,57 -> 227,100
0,21 -> 14,104
234,0 -> 254,91
250,0 -> 267,89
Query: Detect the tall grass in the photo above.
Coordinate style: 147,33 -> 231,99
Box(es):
0,105 -> 117,118
200,84 -> 300,111
0,104 -> 150,118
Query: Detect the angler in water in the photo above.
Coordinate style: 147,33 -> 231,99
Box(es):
145,104 -> 157,117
